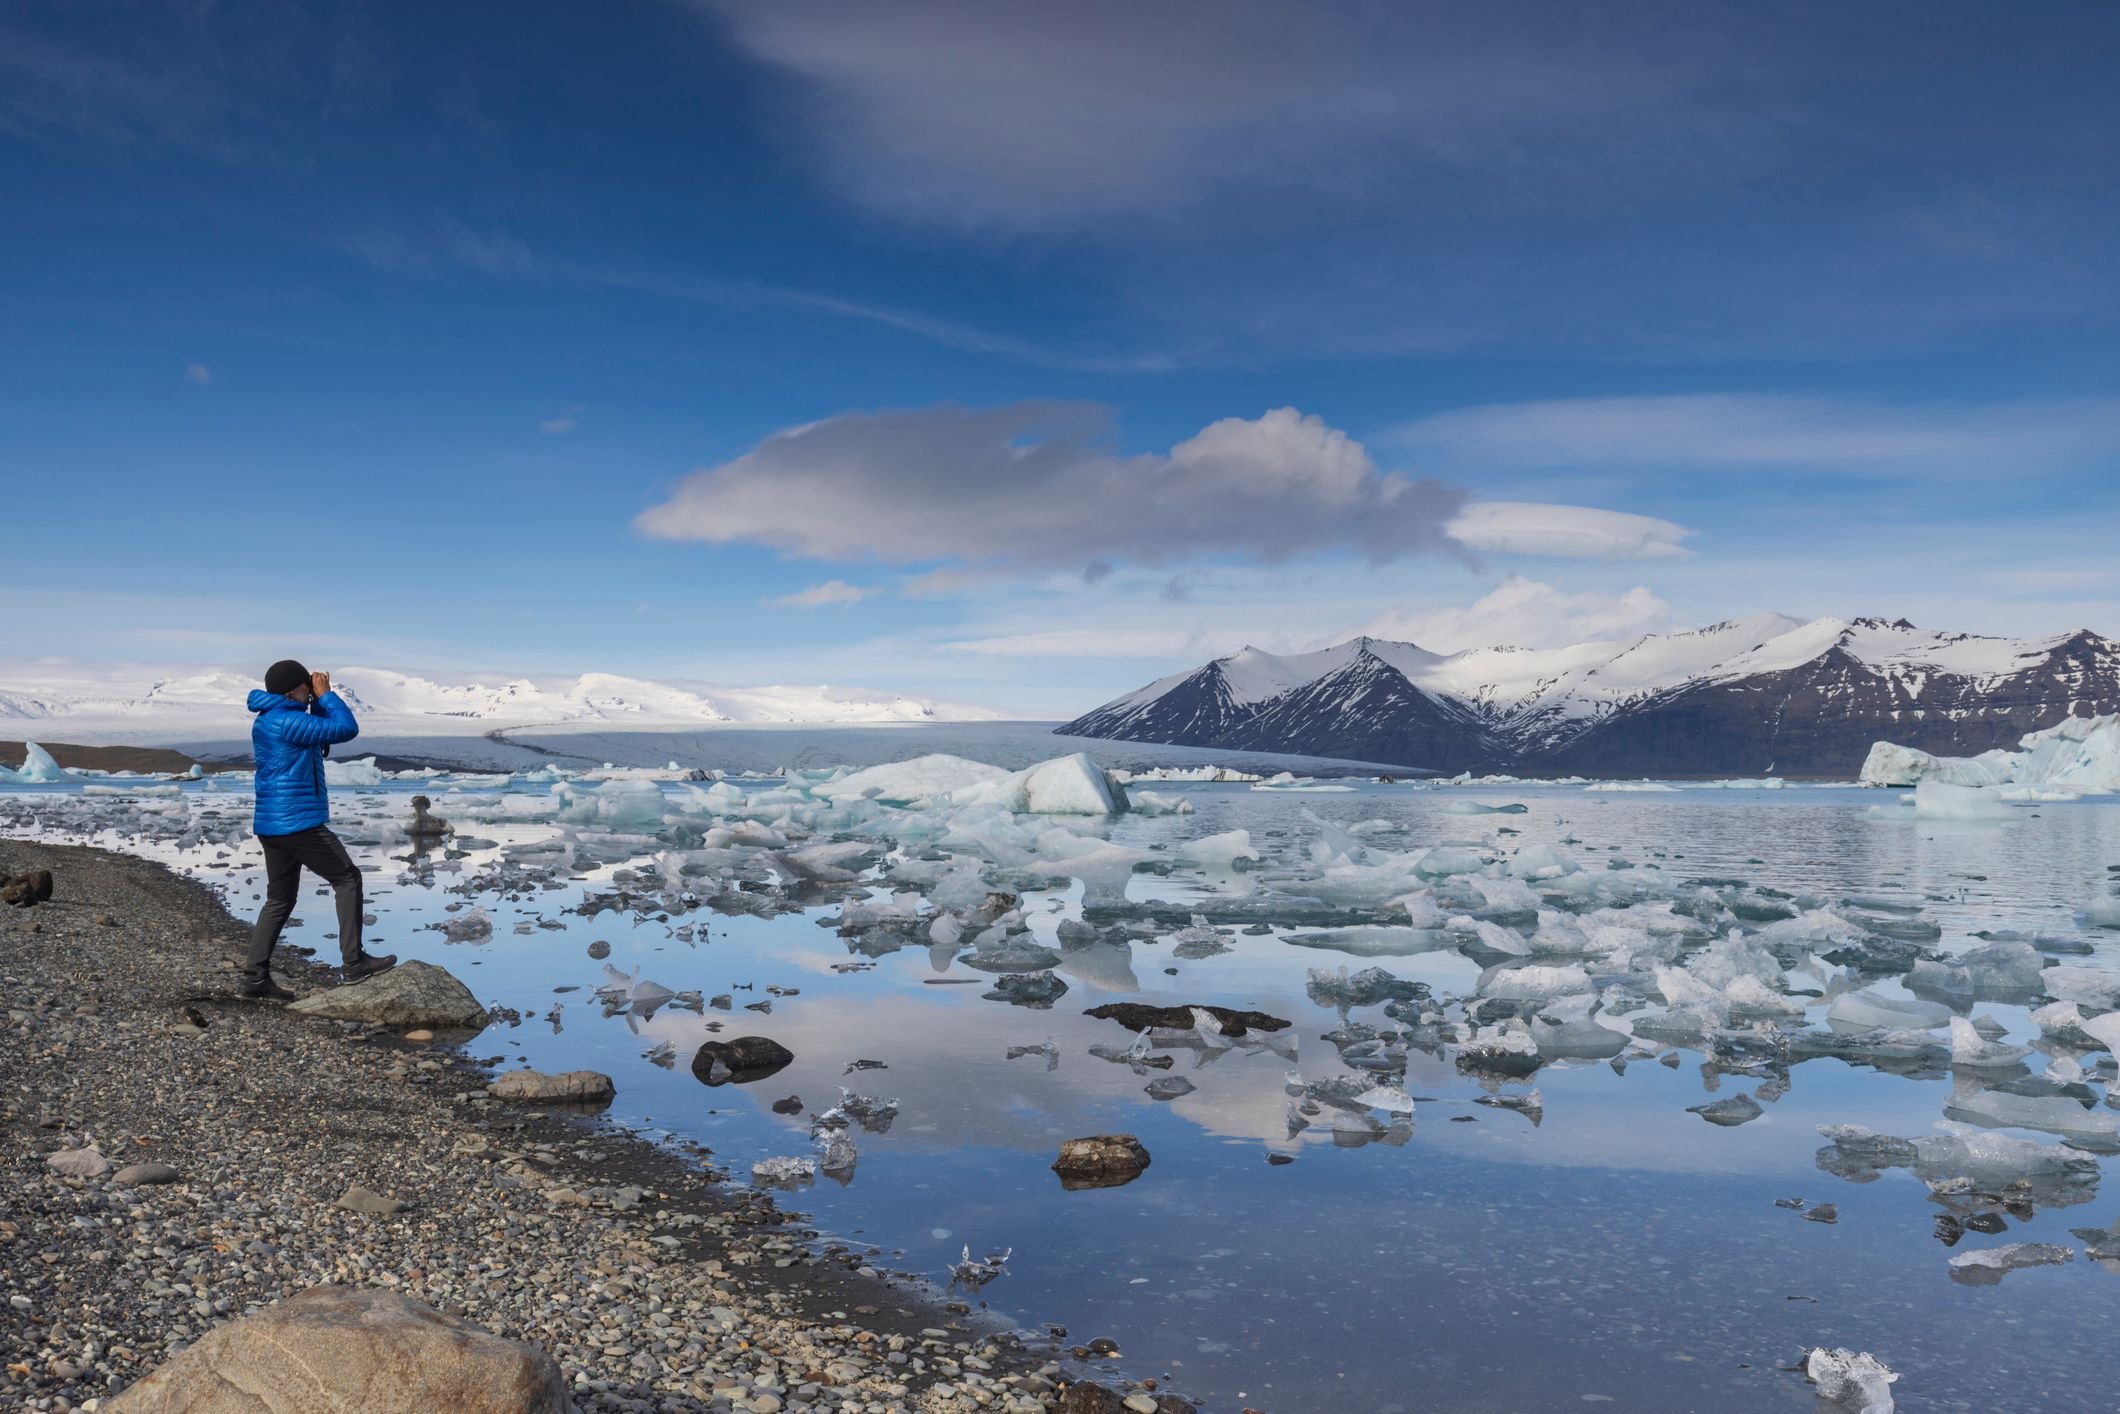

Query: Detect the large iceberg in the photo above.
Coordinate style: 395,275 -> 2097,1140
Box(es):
945,754 -> 1128,815
1861,712 -> 2120,792
0,742 -> 77,784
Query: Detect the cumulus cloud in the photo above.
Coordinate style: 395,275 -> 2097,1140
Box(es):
1446,502 -> 1691,560
638,403 -> 1472,573
1393,393 -> 2120,478
766,579 -> 873,609
1349,577 -> 1676,654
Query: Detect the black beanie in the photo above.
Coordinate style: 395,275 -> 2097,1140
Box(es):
264,659 -> 310,695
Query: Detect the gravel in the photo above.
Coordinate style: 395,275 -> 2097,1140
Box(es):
0,841 -> 1188,1414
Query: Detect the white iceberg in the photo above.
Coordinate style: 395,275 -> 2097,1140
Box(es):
1861,712 -> 2120,793
1803,1347 -> 1897,1413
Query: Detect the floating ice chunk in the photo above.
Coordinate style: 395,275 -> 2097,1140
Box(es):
1413,845 -> 1487,877
1803,1348 -> 1897,1414
1145,1076 -> 1196,1100
1507,843 -> 1579,880
434,906 -> 493,942
817,1131 -> 858,1175
1173,829 -> 1257,869
323,756 -> 389,786
1440,800 -> 1528,815
1458,1023 -> 1540,1076
1283,925 -> 1453,959
1949,1016 -> 2029,1069
1909,779 -> 2017,820
2079,897 -> 2120,930
2,742 -> 78,784
1827,989 -> 1951,1032
1945,1086 -> 2120,1139
1306,965 -> 1424,1009
751,1156 -> 815,1185
1353,1083 -> 1417,1114
815,754 -> 1007,806
1906,942 -> 2046,999
949,1245 -> 1011,1289
946,754 -> 1126,814
552,778 -> 668,830
2030,1000 -> 2098,1045
1947,1242 -> 2074,1285
1129,790 -> 1194,816
1478,963 -> 1593,1002
2081,1008 -> 2120,1055
2042,964 -> 2120,1009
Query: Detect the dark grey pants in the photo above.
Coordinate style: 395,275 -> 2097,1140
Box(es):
246,825 -> 363,981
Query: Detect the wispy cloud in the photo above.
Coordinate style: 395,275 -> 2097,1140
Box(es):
1391,393 -> 2120,480
1348,577 -> 1675,653
1445,502 -> 1692,560
184,362 -> 213,385
539,405 -> 582,436
766,580 -> 874,609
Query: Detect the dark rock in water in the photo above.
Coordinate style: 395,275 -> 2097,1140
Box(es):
770,1095 -> 803,1115
1688,1094 -> 1764,1127
1803,1203 -> 1839,1224
984,970 -> 1069,1008
587,940 -> 611,960
1144,1076 -> 1196,1101
1052,1134 -> 1151,1190
691,1036 -> 794,1086
406,794 -> 452,838
1057,1382 -> 1196,1414
1085,1002 -> 1291,1036
2,868 -> 54,906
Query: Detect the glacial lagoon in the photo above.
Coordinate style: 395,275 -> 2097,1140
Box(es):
7,734 -> 2120,1413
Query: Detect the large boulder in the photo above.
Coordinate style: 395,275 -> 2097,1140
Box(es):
107,1285 -> 575,1413
489,1069 -> 615,1105
690,1036 -> 794,1086
288,961 -> 488,1029
2,868 -> 54,906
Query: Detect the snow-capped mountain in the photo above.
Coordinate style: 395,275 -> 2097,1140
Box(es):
1060,617 -> 2120,776
0,665 -> 1002,741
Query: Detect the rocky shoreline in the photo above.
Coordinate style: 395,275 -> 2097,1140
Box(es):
0,841 -> 1201,1414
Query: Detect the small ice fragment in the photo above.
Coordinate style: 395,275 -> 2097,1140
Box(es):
751,1155 -> 816,1185
1946,1241 -> 2074,1285
1688,1093 -> 1764,1127
1949,1016 -> 2029,1069
1144,1076 -> 1196,1101
1803,1348 -> 1897,1413
949,1245 -> 1012,1289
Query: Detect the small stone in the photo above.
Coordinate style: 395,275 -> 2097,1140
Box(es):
588,940 -> 611,959
1052,1135 -> 1150,1190
335,1185 -> 408,1216
47,1148 -> 113,1179
404,1029 -> 434,1042
113,1162 -> 181,1186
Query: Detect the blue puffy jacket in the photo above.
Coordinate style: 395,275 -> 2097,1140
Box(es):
248,689 -> 360,836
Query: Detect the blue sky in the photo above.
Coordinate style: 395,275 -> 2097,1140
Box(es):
4,0 -> 2118,715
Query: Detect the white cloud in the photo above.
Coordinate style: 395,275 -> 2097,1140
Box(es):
942,627 -> 1230,659
1446,502 -> 1692,560
1348,577 -> 1675,654
766,579 -> 873,609
184,362 -> 212,385
637,403 -> 1470,572
539,407 -> 580,436
1393,393 -> 2120,478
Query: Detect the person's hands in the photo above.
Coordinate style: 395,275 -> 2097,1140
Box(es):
310,670 -> 332,698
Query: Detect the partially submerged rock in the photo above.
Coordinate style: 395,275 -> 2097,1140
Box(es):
489,1068 -> 615,1106
1053,1134 -> 1152,1190
288,960 -> 488,1029
1085,1002 -> 1291,1036
106,1284 -> 575,1413
690,1036 -> 794,1086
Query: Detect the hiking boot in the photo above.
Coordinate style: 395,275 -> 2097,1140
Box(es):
343,951 -> 398,982
238,976 -> 297,1001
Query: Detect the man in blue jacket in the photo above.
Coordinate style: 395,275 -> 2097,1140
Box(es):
242,659 -> 395,1000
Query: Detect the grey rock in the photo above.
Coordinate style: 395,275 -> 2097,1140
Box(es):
113,1161 -> 181,1185
489,1069 -> 616,1105
47,1147 -> 112,1178
106,1284 -> 576,1412
289,960 -> 489,1029
336,1184 -> 408,1215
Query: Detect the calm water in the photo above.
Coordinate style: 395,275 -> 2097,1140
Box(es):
8,736 -> 2120,1414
